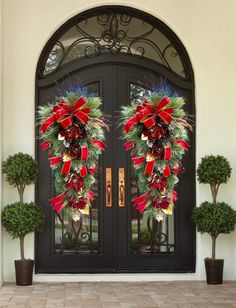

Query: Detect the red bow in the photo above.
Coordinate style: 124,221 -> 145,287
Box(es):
40,96 -> 90,133
123,97 -> 173,133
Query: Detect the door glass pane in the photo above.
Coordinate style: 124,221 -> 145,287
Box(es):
129,82 -> 176,253
54,81 -> 101,254
43,12 -> 186,78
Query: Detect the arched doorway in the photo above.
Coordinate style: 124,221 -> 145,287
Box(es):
35,6 -> 195,273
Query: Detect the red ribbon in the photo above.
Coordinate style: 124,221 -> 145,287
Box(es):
95,119 -> 110,131
40,96 -> 90,133
49,156 -> 61,165
172,166 -> 180,175
178,119 -> 192,131
164,147 -> 172,160
123,96 -> 173,133
136,202 -> 148,214
89,191 -> 94,202
132,156 -> 145,165
80,165 -> 88,177
144,160 -> 155,176
124,141 -> 135,151
61,160 -> 72,175
90,139 -> 106,150
50,191 -> 67,213
174,140 -> 190,151
81,146 -> 88,160
133,191 -> 151,214
172,191 -> 177,202
40,141 -> 51,151
163,165 -> 171,177
88,166 -> 96,174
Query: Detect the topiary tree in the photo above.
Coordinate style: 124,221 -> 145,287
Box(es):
193,155 -> 236,261
1,202 -> 45,260
2,152 -> 39,203
192,201 -> 236,259
1,153 -> 45,261
197,155 -> 231,204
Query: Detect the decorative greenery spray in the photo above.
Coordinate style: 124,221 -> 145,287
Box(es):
121,92 -> 191,221
192,155 -> 236,259
1,153 -> 45,260
38,92 -> 107,220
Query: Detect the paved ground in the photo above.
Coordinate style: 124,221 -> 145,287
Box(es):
0,281 -> 235,307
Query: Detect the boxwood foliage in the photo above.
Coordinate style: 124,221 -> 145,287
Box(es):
192,201 -> 236,238
2,152 -> 38,187
197,155 -> 231,185
1,202 -> 45,239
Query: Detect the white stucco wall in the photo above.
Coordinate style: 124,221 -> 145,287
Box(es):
1,0 -> 236,282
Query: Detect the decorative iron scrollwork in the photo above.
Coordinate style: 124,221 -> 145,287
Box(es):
147,216 -> 176,253
42,11 -> 188,79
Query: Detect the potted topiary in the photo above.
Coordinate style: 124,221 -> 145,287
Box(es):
192,155 -> 236,284
1,153 -> 45,285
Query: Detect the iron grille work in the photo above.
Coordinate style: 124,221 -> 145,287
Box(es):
129,82 -> 176,254
41,8 -> 189,79
54,176 -> 100,254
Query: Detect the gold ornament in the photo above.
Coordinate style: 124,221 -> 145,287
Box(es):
163,204 -> 173,215
79,204 -> 90,215
146,152 -> 155,162
63,152 -> 72,162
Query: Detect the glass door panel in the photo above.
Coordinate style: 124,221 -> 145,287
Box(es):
129,82 -> 175,254
54,81 -> 101,254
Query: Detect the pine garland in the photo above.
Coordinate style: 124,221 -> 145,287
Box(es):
38,92 -> 107,220
121,93 -> 191,221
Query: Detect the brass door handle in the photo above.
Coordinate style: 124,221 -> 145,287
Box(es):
106,168 -> 112,207
119,168 -> 125,207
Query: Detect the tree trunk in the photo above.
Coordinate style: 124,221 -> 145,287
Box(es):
210,185 -> 217,204
20,235 -> 25,260
19,190 -> 23,204
212,236 -> 216,259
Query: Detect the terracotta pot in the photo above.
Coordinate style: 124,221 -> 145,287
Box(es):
14,259 -> 34,285
205,258 -> 224,284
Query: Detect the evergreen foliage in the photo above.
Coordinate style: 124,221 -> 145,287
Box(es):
192,201 -> 236,238
38,92 -> 107,215
192,155 -> 235,259
121,93 -> 191,219
1,202 -> 45,239
197,155 -> 231,185
1,153 -> 45,260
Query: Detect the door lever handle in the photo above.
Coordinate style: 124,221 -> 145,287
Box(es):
119,168 -> 125,207
106,168 -> 112,207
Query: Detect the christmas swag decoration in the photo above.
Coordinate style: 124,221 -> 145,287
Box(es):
121,93 -> 192,221
38,93 -> 107,220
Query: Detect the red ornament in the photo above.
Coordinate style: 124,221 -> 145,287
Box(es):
152,197 -> 170,209
69,143 -> 81,158
69,196 -> 87,209
150,175 -> 167,192
152,143 -> 164,159
66,174 -> 84,191
143,123 -> 169,141
60,124 -> 87,140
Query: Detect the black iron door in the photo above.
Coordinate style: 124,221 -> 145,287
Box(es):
36,59 -> 195,273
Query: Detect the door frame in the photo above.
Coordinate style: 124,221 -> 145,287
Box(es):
35,55 -> 195,273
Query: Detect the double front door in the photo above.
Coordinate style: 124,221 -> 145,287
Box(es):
36,59 -> 195,273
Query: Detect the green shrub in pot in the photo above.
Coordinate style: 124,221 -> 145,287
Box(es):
192,155 -> 236,284
1,153 -> 45,285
